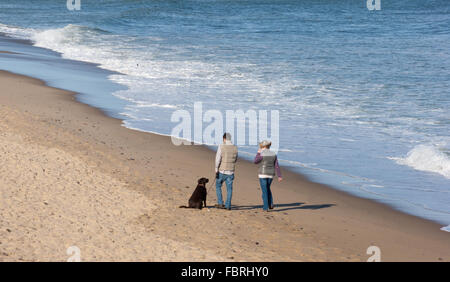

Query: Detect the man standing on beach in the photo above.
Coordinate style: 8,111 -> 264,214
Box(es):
215,133 -> 238,210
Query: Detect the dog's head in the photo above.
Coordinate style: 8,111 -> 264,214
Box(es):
198,177 -> 209,185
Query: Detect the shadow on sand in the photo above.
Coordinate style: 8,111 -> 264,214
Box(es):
232,202 -> 335,212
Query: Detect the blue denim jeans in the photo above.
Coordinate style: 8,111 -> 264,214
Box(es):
259,178 -> 273,211
216,173 -> 234,209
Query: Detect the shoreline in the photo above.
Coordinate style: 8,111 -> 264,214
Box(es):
1,32 -> 448,228
1,68 -> 449,261
0,64 -> 449,260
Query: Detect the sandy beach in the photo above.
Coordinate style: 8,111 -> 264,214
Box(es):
0,68 -> 449,262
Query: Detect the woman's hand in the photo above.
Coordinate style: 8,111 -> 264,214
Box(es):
257,148 -> 262,153
278,177 -> 283,182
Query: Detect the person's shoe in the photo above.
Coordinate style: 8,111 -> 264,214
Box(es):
215,204 -> 225,209
269,205 -> 274,210
225,206 -> 232,211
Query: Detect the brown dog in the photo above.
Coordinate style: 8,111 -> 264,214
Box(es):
179,177 -> 208,209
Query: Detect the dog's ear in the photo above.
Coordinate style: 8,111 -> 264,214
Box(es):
205,178 -> 209,183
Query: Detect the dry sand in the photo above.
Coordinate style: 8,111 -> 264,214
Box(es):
0,69 -> 449,261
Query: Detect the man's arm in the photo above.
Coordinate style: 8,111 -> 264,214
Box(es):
215,145 -> 222,172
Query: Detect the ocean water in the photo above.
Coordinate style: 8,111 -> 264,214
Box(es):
0,0 -> 449,229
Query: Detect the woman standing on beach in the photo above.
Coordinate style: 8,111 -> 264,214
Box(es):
254,140 -> 282,211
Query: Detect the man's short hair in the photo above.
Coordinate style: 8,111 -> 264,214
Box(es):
223,132 -> 231,141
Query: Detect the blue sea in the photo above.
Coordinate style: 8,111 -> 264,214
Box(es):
0,0 -> 449,231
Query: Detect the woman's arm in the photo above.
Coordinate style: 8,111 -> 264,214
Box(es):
254,152 -> 263,164
275,156 -> 282,179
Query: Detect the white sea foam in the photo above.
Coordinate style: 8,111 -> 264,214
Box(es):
278,148 -> 294,152
0,23 -> 35,38
441,225 -> 450,232
21,25 -> 366,118
339,138 -> 356,142
391,145 -> 450,179
134,102 -> 177,109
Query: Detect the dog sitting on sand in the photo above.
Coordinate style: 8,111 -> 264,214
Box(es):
179,177 -> 209,209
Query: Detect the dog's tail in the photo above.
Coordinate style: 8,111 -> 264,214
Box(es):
179,205 -> 189,208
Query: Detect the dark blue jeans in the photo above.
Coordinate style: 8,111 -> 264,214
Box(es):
216,173 -> 234,209
259,178 -> 273,211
